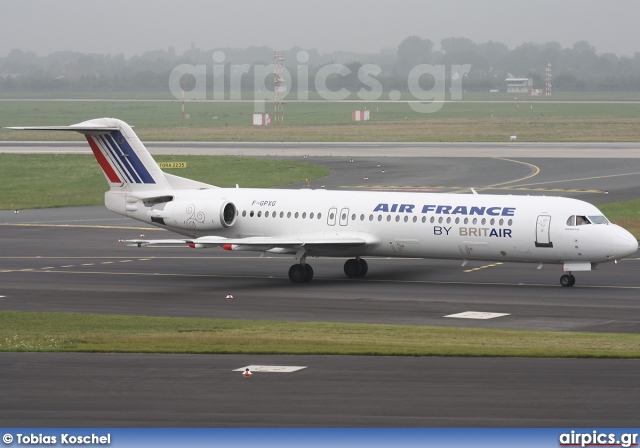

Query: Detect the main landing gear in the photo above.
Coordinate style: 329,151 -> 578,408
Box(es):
287,258 -> 369,283
560,273 -> 576,287
344,258 -> 368,278
288,263 -> 314,283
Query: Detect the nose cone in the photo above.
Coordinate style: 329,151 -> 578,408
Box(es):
611,225 -> 638,259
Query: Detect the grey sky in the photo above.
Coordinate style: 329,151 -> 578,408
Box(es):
1,0 -> 639,58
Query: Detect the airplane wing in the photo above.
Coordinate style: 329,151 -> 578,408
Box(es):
126,234 -> 378,252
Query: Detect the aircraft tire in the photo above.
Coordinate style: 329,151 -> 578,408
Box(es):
344,259 -> 362,278
304,264 -> 314,282
560,274 -> 575,287
289,264 -> 307,283
358,259 -> 368,277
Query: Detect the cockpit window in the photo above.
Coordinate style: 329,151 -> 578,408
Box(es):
576,215 -> 590,225
567,215 -> 609,226
588,215 -> 609,224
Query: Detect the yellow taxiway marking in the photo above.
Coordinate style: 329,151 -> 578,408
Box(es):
508,170 -> 640,189
0,257 -> 157,273
464,262 -> 503,273
447,158 -> 542,194
18,269 -> 640,290
349,185 -> 601,194
489,158 -> 541,187
0,223 -> 162,231
347,158 -> 624,195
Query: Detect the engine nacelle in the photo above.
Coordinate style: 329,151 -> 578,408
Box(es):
150,199 -> 236,231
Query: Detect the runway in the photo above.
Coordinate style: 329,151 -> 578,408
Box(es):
1,144 -> 640,426
2,353 -> 638,427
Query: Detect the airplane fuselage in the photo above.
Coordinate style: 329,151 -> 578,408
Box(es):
113,187 -> 636,265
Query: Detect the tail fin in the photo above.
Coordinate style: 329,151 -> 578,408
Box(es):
84,118 -> 171,190
8,118 -> 171,191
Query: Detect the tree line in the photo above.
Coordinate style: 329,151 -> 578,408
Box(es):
1,36 -> 639,95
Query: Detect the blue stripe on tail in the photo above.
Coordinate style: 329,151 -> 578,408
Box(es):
102,131 -> 156,184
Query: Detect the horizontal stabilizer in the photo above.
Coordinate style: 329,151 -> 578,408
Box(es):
5,125 -> 119,135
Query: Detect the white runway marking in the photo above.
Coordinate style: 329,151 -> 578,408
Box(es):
234,365 -> 307,373
445,311 -> 510,320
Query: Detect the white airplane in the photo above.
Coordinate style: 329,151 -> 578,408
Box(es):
8,118 -> 638,286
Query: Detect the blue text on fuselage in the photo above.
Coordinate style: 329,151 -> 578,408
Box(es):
373,203 -> 516,216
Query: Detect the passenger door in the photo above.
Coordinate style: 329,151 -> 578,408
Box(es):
535,215 -> 553,247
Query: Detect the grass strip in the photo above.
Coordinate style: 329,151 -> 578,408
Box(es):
2,101 -> 640,142
0,154 -> 330,210
1,311 -> 639,358
600,198 -> 640,237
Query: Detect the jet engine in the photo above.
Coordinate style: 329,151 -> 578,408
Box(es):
149,199 -> 236,231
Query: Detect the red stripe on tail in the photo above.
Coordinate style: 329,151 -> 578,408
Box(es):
86,135 -> 121,183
